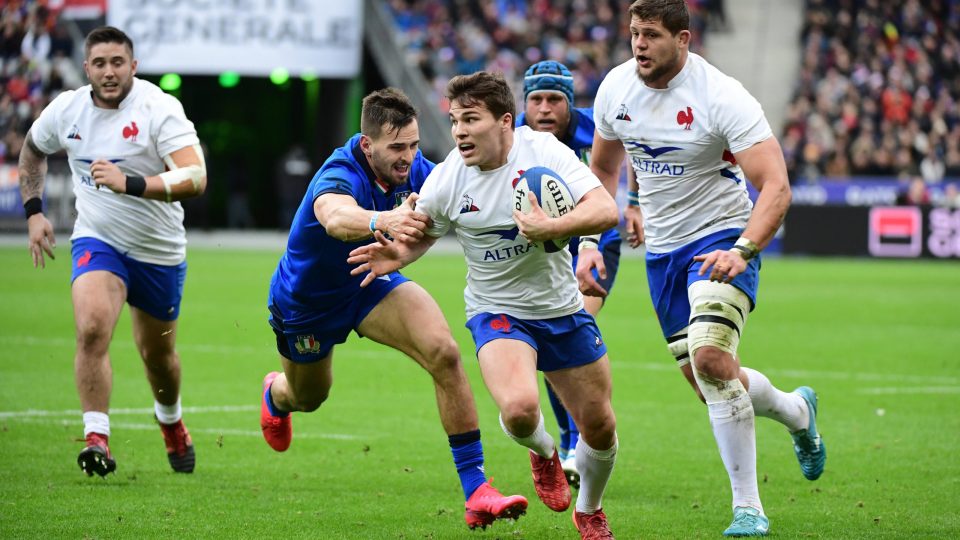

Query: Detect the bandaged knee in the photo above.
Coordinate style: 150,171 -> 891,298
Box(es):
687,280 -> 751,357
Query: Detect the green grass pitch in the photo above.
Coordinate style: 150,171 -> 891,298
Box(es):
0,245 -> 958,538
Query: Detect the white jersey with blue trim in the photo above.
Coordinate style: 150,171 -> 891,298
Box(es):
416,126 -> 602,320
594,52 -> 772,253
29,78 -> 200,265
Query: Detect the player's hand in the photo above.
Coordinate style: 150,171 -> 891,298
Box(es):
513,191 -> 558,243
90,159 -> 127,193
576,247 -> 608,297
693,249 -> 747,283
348,231 -> 407,287
379,193 -> 431,243
26,213 -> 56,269
624,205 -> 644,248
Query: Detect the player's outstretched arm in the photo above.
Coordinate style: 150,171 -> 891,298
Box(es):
18,130 -> 56,268
317,192 -> 430,243
91,144 -> 207,202
347,232 -> 437,287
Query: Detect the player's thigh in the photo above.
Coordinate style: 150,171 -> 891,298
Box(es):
71,270 -> 126,342
281,350 -> 333,402
476,339 -> 540,413
357,281 -> 458,371
544,354 -> 614,432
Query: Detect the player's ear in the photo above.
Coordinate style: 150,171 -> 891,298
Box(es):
130,58 -> 138,75
359,134 -> 372,156
677,29 -> 691,48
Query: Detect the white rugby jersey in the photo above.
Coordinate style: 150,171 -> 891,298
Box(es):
417,126 -> 602,320
594,53 -> 772,253
30,78 -> 199,265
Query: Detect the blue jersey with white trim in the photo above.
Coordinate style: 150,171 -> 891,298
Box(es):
270,134 -> 435,312
517,107 -> 621,252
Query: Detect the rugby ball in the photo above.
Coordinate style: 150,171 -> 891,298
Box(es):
513,166 -> 576,252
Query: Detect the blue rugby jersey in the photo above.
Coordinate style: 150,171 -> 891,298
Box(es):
269,134 -> 435,316
517,106 -> 621,253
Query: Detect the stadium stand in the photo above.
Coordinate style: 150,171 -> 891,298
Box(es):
385,0 -> 710,111
781,0 -> 960,184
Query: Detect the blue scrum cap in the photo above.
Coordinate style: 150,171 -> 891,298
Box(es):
523,60 -> 574,104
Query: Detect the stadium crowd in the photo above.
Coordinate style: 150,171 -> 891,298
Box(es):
782,0 -> 960,184
386,0 -> 714,110
0,1 -> 82,166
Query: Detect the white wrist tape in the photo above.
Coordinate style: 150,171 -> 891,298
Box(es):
578,233 -> 601,250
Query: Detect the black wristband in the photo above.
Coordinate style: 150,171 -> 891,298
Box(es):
730,244 -> 756,261
125,175 -> 146,197
579,236 -> 600,246
23,197 -> 42,219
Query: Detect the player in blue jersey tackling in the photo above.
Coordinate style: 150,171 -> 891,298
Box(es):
258,88 -> 527,530
590,1 -> 827,536
517,61 -> 623,489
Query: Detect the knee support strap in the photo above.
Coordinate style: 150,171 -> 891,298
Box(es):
666,327 -> 690,367
687,280 -> 751,356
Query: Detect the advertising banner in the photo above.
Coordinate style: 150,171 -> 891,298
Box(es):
107,0 -> 363,77
784,205 -> 960,259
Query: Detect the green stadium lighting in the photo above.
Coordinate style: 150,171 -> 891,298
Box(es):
159,73 -> 182,92
301,70 -> 318,82
219,72 -> 240,88
270,67 -> 290,86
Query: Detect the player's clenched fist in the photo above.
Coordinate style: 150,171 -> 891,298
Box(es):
90,159 -> 127,193
380,192 -> 432,242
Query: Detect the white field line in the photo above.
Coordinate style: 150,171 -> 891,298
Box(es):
0,335 -> 388,358
856,386 -> 960,395
0,405 -> 257,419
10,416 -> 362,440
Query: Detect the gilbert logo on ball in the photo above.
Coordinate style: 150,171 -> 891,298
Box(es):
512,166 -> 576,252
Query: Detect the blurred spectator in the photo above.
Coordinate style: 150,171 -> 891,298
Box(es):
920,147 -> 946,184
0,2 -> 77,167
785,0 -> 960,183
386,0 -> 709,111
896,177 -> 931,206
936,183 -> 960,208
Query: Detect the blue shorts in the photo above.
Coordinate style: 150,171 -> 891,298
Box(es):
646,228 -> 761,338
465,310 -> 607,372
571,238 -> 621,299
71,237 -> 187,321
268,272 -> 409,363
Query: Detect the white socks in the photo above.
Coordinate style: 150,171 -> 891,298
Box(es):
154,397 -> 183,425
708,391 -> 763,513
500,412 -> 555,458
743,367 -> 809,432
575,435 -> 618,514
83,411 -> 110,437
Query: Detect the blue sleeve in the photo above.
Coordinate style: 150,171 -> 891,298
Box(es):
310,165 -> 364,202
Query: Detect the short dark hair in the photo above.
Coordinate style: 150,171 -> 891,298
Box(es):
629,0 -> 690,35
84,26 -> 134,59
360,88 -> 418,140
445,72 -> 515,125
